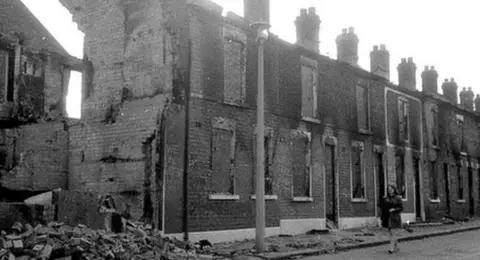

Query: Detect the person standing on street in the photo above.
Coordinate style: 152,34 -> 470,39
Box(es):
379,184 -> 404,254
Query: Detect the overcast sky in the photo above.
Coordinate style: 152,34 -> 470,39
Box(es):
21,0 -> 480,118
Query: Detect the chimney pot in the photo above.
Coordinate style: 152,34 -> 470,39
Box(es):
300,8 -> 307,16
342,28 -> 347,34
348,27 -> 354,33
444,78 -> 449,82
462,87 -> 467,91
477,94 -> 480,98
308,7 -> 316,15
450,77 -> 455,82
430,66 -> 435,70
468,87 -> 472,91
373,45 -> 378,51
401,58 -> 407,63
380,44 -> 386,50
407,57 -> 413,63
424,65 -> 429,71
295,6 -> 321,53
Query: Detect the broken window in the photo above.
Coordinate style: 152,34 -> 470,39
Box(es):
0,145 -> 6,168
430,162 -> 438,200
356,85 -> 369,131
351,143 -> 365,199
301,65 -> 317,119
431,109 -> 439,147
457,165 -> 463,200
223,39 -> 245,105
398,98 -> 409,142
292,131 -> 311,198
395,154 -> 406,198
253,130 -> 274,195
0,49 -> 15,102
210,118 -> 236,195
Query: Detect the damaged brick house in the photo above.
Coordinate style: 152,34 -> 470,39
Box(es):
0,0 -> 82,199
58,0 -> 480,244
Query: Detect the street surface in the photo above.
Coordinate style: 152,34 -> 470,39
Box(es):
302,230 -> 480,260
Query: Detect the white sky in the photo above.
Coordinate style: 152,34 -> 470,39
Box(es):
21,0 -> 480,118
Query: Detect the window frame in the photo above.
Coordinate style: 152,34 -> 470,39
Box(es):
350,141 -> 366,201
398,97 -> 410,143
291,129 -> 313,201
300,56 -> 319,122
430,161 -> 439,200
431,107 -> 439,148
251,127 -> 276,197
356,85 -> 370,132
457,164 -> 464,201
222,25 -> 247,106
395,153 -> 407,200
208,117 -> 238,200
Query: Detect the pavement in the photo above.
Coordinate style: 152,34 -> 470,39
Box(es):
210,218 -> 480,260
301,229 -> 480,260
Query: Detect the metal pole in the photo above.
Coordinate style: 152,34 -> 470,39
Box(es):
255,38 -> 266,253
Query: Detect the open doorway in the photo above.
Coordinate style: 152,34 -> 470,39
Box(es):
325,144 -> 337,228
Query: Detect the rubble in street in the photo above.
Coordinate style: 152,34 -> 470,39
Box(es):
0,220 -> 217,260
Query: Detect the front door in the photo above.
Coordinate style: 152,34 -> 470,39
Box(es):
375,152 -> 385,218
325,144 -> 337,226
414,159 -> 422,220
468,167 -> 474,216
444,163 -> 451,216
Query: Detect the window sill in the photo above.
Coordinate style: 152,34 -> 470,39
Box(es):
460,152 -> 467,156
351,198 -> 367,203
358,129 -> 372,136
292,197 -> 313,202
250,195 -> 278,200
429,199 -> 440,204
457,200 -> 466,203
208,194 -> 240,201
431,145 -> 440,150
301,117 -> 321,124
222,101 -> 248,108
402,198 -> 407,202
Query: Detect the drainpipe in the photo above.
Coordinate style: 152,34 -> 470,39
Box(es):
182,39 -> 192,242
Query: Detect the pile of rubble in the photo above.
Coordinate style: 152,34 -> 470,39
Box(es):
0,221 -> 208,260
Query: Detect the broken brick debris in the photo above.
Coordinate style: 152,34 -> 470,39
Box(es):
0,221 -> 212,260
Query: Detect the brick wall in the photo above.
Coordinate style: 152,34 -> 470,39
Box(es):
0,122 -> 68,191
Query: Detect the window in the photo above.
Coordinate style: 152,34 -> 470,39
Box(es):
223,38 -> 246,104
292,130 -> 312,198
477,168 -> 480,201
356,85 -> 369,131
253,130 -> 274,195
301,64 -> 318,119
351,142 -> 365,199
430,162 -> 438,199
457,115 -> 466,152
457,165 -> 463,200
0,49 -> 14,102
210,118 -> 236,196
431,109 -> 439,147
395,154 -> 406,198
398,98 -> 410,142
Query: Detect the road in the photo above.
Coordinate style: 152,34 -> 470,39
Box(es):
302,230 -> 480,260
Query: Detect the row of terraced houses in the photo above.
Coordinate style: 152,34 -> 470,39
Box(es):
1,0 -> 480,243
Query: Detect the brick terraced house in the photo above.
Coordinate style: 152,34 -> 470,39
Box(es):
0,0 -> 468,243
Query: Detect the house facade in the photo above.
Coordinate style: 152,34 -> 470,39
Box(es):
56,0 -> 480,244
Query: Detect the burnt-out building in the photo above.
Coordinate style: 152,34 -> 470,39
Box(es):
56,0 -> 480,244
0,0 -> 81,197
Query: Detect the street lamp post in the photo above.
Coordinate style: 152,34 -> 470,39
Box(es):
251,21 -> 270,253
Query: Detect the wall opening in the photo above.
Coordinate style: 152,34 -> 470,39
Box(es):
66,71 -> 82,119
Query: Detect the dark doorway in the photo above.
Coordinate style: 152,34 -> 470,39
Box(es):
414,159 -> 422,220
443,163 -> 451,216
468,167 -> 474,216
375,152 -> 385,218
325,144 -> 337,226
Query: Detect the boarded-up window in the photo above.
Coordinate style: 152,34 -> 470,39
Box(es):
457,165 -> 463,200
292,132 -> 311,197
211,126 -> 236,195
253,132 -> 274,195
301,65 -> 317,119
398,99 -> 409,141
395,155 -> 406,198
224,39 -> 245,104
351,145 -> 365,199
356,85 -> 369,131
430,162 -> 438,199
432,109 -> 439,146
0,50 -> 7,102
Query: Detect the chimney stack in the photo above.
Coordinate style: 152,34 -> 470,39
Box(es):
295,7 -> 321,53
475,94 -> 480,113
421,65 -> 439,93
336,27 -> 359,66
397,57 -> 417,90
461,87 -> 475,111
370,44 -> 390,80
442,78 -> 458,104
244,0 -> 270,23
